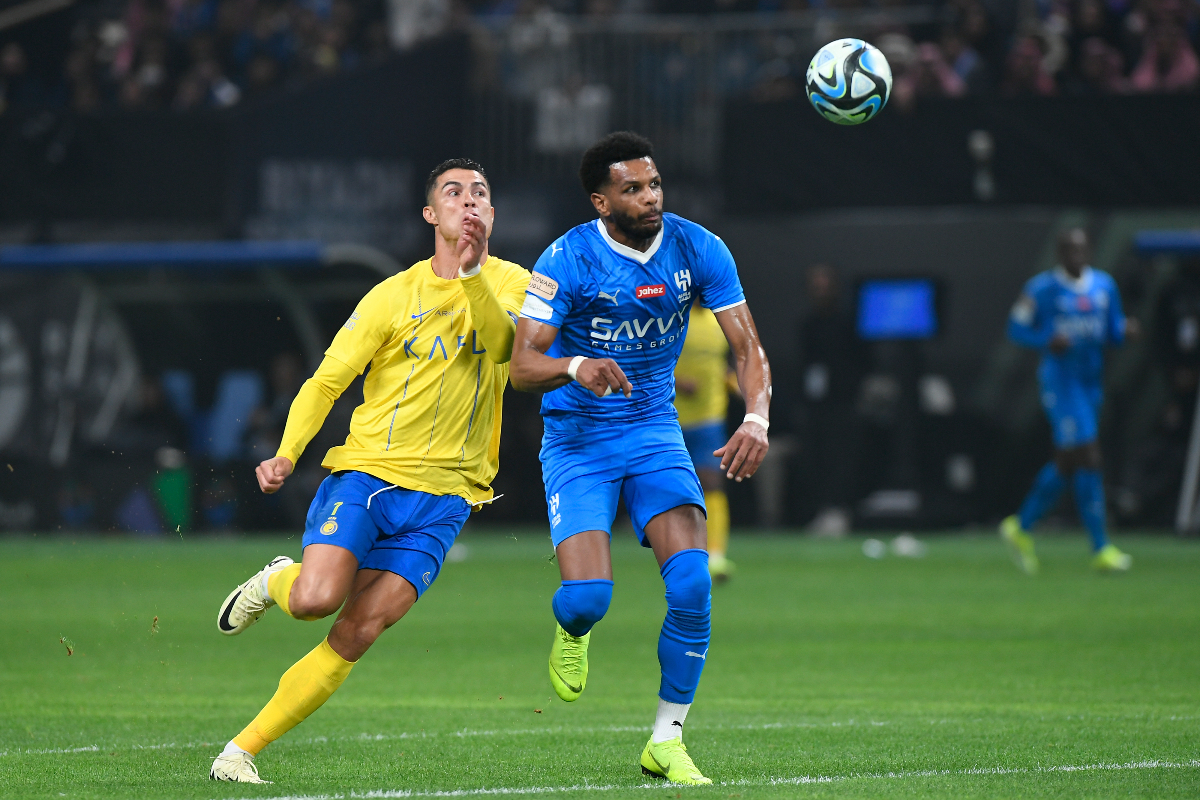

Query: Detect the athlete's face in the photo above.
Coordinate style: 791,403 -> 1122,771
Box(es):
1057,229 -> 1089,276
592,157 -> 663,242
423,169 -> 494,241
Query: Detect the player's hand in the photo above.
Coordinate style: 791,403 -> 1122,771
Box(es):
457,211 -> 487,273
714,418 -> 769,482
256,456 -> 294,494
676,377 -> 698,396
1048,333 -> 1070,354
575,357 -> 633,398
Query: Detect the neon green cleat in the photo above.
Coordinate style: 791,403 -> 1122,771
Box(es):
640,737 -> 712,785
548,623 -> 589,702
999,515 -> 1039,575
708,553 -> 735,584
1093,543 -> 1132,572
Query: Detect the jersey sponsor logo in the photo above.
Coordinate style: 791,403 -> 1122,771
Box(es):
636,284 -> 666,299
1054,314 -> 1104,340
529,272 -> 559,300
1076,295 -> 1093,311
590,310 -> 683,341
521,294 -> 554,321
343,312 -> 359,331
674,269 -> 692,292
598,289 -> 621,304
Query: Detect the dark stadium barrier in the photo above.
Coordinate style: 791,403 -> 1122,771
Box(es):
723,96 -> 1200,211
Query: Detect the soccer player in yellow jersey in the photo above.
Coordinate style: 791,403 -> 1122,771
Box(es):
208,158 -> 530,783
673,299 -> 738,581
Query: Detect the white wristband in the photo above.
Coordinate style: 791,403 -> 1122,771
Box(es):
458,262 -> 482,278
744,413 -> 769,431
567,356 -> 587,381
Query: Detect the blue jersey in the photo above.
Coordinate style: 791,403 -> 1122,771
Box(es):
1007,266 -> 1126,388
520,213 -> 745,434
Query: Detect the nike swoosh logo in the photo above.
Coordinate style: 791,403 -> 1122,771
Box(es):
218,590 -> 240,632
685,650 -> 706,659
551,664 -> 582,693
411,309 -> 435,322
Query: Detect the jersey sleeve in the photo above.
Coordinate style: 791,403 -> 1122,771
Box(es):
325,282 -> 395,374
519,237 -> 575,328
698,234 -> 745,312
1007,278 -> 1051,349
495,262 -> 532,324
1105,275 -> 1127,346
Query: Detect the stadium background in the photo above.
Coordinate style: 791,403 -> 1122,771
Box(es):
0,0 -> 1198,537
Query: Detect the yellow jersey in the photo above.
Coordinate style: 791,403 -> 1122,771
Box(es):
316,257 -> 529,505
674,306 -> 730,428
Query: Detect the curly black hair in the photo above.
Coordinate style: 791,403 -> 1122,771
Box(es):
578,131 -> 655,195
425,158 -> 489,203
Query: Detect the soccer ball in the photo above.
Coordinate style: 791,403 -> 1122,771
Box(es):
805,38 -> 892,125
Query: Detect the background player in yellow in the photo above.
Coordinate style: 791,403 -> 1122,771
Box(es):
209,159 -> 529,783
674,298 -> 739,581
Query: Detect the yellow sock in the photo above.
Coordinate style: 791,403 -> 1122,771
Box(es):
267,563 -> 303,619
705,490 -> 729,558
232,638 -> 355,755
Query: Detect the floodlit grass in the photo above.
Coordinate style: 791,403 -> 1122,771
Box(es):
0,530 -> 1197,799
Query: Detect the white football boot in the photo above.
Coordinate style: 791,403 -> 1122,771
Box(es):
217,555 -> 293,635
210,750 -> 271,783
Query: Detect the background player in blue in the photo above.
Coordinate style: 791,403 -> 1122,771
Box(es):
1001,228 -> 1139,574
510,132 -> 772,786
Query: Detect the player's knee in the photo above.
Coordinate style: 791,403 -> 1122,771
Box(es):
661,549 -> 711,614
289,583 -> 345,620
552,579 -> 613,637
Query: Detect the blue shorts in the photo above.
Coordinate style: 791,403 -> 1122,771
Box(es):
681,420 -> 726,473
301,471 -> 470,598
541,419 -> 706,548
1041,380 -> 1103,448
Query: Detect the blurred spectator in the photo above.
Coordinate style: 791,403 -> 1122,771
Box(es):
1002,35 -> 1058,95
795,264 -> 867,535
1066,36 -> 1129,93
940,27 -> 988,93
1129,22 -> 1200,92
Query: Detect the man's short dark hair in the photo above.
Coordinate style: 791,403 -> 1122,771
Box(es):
579,132 -> 655,195
426,158 -> 489,203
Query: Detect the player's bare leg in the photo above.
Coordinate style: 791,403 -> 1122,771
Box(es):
639,504 -> 712,785
213,567 -> 417,782
217,543 -> 358,635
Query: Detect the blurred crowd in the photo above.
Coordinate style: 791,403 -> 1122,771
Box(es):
0,0 -> 1197,115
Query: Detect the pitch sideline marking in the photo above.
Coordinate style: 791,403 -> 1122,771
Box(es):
214,760 -> 1200,799
0,719 -> 887,758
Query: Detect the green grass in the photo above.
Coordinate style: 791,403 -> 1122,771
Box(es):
1,530 -> 1198,799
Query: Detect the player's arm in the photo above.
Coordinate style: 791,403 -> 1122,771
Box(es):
1007,287 -> 1056,351
714,303 -> 771,482
1107,279 -> 1139,344
510,318 -> 632,398
457,213 -> 526,363
257,355 -> 358,494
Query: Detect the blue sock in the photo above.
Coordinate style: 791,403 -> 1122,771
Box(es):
1072,469 -> 1109,552
657,549 -> 711,704
551,579 -> 613,637
1018,462 -> 1065,531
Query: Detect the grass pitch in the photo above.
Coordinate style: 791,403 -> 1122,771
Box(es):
1,530 -> 1198,799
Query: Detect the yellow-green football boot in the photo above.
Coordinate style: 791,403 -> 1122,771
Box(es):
1092,543 -> 1132,572
640,737 -> 712,785
999,515 -> 1039,575
548,623 -> 589,702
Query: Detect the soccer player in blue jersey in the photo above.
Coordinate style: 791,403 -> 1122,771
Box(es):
510,132 -> 772,785
1001,228 -> 1138,574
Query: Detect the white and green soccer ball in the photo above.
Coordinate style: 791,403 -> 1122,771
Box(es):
805,38 -> 892,125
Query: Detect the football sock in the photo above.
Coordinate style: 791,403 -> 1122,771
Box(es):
1072,468 -> 1109,552
232,638 -> 355,755
704,490 -> 729,558
551,579 -> 613,637
1018,462 -> 1065,532
267,563 -> 305,619
651,699 -> 691,743
657,548 -> 711,705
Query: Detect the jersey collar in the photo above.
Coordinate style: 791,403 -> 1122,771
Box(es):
1054,265 -> 1094,293
595,218 -> 664,265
